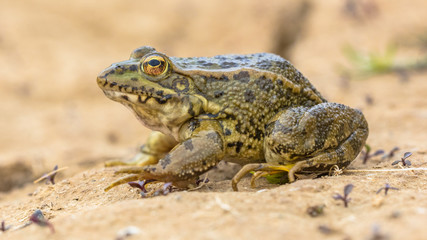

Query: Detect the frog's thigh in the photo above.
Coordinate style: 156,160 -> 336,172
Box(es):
264,103 -> 368,181
105,131 -> 178,167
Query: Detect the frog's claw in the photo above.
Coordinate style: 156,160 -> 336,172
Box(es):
231,163 -> 295,191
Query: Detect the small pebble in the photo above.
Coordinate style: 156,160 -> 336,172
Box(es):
116,226 -> 141,240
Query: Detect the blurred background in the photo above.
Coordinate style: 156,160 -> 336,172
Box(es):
1,0 -> 426,192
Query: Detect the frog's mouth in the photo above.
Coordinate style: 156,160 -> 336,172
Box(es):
100,87 -> 207,139
101,89 -> 171,106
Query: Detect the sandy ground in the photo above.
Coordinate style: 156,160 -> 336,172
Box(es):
1,0 -> 427,239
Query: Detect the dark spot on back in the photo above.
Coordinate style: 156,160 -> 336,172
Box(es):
201,62 -> 214,67
235,124 -> 243,134
244,89 -> 255,103
220,74 -> 229,81
250,129 -> 264,141
258,60 -> 273,69
214,91 -> 224,98
220,61 -> 238,68
225,113 -> 236,120
233,71 -> 250,83
121,95 -> 129,101
205,74 -> 229,83
255,76 -> 274,92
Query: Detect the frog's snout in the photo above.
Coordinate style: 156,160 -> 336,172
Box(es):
96,68 -> 111,88
97,75 -> 107,87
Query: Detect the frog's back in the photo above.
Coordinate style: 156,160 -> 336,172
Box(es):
172,52 -> 327,106
171,52 -> 328,162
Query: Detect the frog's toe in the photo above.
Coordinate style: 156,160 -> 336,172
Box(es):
104,174 -> 140,192
250,171 -> 270,188
231,163 -> 295,191
104,166 -> 160,191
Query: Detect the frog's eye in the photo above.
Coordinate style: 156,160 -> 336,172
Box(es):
141,55 -> 168,76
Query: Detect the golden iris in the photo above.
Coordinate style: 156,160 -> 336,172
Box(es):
141,55 -> 168,76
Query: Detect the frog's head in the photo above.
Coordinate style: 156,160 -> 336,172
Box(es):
97,46 -> 209,138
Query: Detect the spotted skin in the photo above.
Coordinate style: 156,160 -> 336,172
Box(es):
97,46 -> 369,191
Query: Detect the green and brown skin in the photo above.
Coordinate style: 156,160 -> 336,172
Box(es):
97,46 -> 369,191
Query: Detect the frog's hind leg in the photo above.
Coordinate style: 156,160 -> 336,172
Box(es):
105,131 -> 178,167
262,103 -> 368,184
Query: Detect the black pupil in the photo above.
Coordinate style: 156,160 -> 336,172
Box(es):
148,59 -> 161,67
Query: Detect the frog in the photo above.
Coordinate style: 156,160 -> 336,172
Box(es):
97,46 -> 369,192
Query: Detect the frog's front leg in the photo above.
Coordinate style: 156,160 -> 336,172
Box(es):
105,131 -> 178,167
232,102 -> 368,191
105,120 -> 225,191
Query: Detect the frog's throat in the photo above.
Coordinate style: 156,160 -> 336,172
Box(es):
102,90 -> 216,140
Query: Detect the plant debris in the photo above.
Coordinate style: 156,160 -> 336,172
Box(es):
129,181 -> 174,198
333,184 -> 354,207
341,43 -> 427,79
381,147 -> 399,160
33,165 -> 68,184
196,176 -> 210,186
152,182 -> 173,196
361,145 -> 384,164
306,204 -> 325,217
1,220 -> 11,232
128,180 -> 156,193
29,209 -> 55,233
376,183 -> 399,195
391,152 -> 412,167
